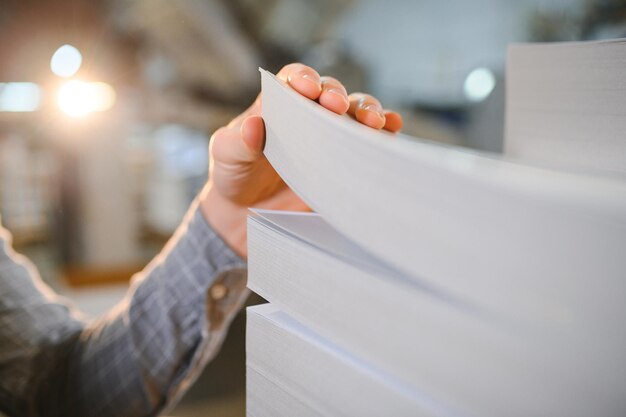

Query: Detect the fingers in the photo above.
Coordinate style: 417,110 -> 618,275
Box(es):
241,115 -> 265,154
277,63 -> 322,100
276,63 -> 349,114
382,110 -> 403,133
277,64 -> 399,130
272,63 -> 403,132
319,77 -> 350,114
348,93 -> 386,129
211,116 -> 265,165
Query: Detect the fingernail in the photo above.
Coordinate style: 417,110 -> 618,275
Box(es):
326,88 -> 349,104
362,103 -> 385,119
293,70 -> 320,87
326,87 -> 346,96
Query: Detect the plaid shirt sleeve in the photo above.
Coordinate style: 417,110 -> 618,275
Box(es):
0,200 -> 249,417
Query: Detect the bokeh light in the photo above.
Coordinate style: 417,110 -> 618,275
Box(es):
57,80 -> 116,117
0,82 -> 41,111
50,44 -> 83,78
463,67 -> 496,102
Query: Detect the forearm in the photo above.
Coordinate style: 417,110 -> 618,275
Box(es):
52,203 -> 248,417
0,200 -> 248,417
0,226 -> 85,416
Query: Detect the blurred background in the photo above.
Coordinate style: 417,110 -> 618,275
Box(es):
0,0 -> 624,415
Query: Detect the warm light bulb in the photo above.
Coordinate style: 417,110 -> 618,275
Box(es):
57,80 -> 116,117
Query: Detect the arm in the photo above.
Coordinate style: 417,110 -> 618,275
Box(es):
0,63 -> 401,417
0,201 -> 247,417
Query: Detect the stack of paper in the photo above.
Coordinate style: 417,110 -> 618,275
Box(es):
247,304 -> 448,417
246,39 -> 626,417
505,39 -> 626,174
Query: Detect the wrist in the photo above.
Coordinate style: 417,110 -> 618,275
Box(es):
198,182 -> 249,259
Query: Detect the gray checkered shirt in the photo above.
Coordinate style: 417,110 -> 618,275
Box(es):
0,201 -> 249,417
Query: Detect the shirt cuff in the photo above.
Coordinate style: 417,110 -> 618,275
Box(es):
166,201 -> 250,410
127,198 -> 249,414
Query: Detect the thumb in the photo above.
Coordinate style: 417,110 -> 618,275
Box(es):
241,115 -> 266,156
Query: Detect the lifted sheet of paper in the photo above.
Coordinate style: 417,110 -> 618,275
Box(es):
260,67 -> 626,328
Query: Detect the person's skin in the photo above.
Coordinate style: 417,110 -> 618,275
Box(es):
199,63 -> 403,258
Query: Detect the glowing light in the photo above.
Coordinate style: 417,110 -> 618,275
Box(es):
0,82 -> 41,112
57,81 -> 116,117
463,67 -> 496,102
50,44 -> 83,78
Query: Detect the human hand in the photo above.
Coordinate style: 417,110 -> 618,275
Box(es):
199,63 -> 403,258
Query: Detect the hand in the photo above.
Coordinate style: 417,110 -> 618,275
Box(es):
199,63 -> 403,258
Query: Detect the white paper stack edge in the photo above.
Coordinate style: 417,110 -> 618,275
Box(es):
247,304 -> 452,417
246,38 -> 626,417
